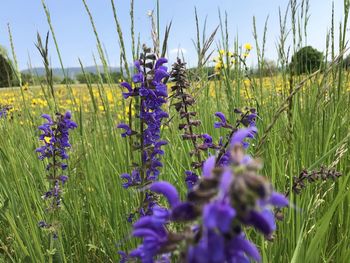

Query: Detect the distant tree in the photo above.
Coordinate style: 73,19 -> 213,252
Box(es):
76,72 -> 124,84
61,77 -> 75,85
260,59 -> 278,77
76,72 -> 99,84
0,46 -> 14,87
21,73 -> 36,85
108,72 -> 123,83
52,75 -> 62,84
290,46 -> 323,74
344,54 -> 350,70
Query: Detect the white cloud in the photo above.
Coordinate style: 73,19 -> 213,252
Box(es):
169,48 -> 187,55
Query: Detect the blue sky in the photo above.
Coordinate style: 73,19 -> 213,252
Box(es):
0,0 -> 345,70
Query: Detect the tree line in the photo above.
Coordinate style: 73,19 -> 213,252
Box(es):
1,45 -> 350,88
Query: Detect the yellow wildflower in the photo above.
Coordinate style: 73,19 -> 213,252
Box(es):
214,62 -> 223,72
244,43 -> 252,51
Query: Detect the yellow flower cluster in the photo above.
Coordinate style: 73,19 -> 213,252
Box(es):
213,50 -> 235,73
0,83 -> 133,121
213,44 -> 253,74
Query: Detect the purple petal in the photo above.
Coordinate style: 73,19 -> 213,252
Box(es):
215,112 -> 227,124
154,69 -> 169,83
64,111 -> 72,119
134,60 -> 141,71
120,82 -> 133,92
150,181 -> 180,207
171,202 -> 197,221
41,114 -> 52,123
246,209 -> 275,235
219,169 -> 232,194
269,192 -> 289,208
155,57 -> 168,69
132,228 -> 158,238
207,230 -> 225,262
229,234 -> 261,262
230,127 -> 257,148
132,72 -> 143,83
117,123 -> 132,137
202,156 -> 216,178
203,201 -> 236,233
202,134 -> 213,144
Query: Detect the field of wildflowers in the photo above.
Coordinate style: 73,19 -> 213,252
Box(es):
1,0 -> 350,262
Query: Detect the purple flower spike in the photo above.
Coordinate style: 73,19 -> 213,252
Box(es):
150,181 -> 180,208
37,111 -> 76,235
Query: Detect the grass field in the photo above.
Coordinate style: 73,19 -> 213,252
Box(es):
1,0 -> 350,262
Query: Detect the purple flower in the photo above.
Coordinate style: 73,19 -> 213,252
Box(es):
202,156 -> 215,178
117,123 -> 133,137
188,230 -> 225,263
121,169 -> 141,188
120,82 -> 134,99
118,251 -> 129,263
0,105 -> 12,118
230,126 -> 257,148
59,175 -> 68,184
244,209 -> 276,235
201,134 -> 217,150
155,57 -> 168,69
130,206 -> 170,262
125,126 -> 288,262
118,57 -> 170,200
185,171 -> 198,190
214,112 -> 228,128
36,111 -> 77,166
227,234 -> 261,262
36,111 -> 76,238
150,182 -> 180,208
268,192 -> 289,208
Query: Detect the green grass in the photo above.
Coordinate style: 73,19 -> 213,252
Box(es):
1,0 -> 350,262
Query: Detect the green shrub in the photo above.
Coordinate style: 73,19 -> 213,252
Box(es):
0,53 -> 13,87
290,46 -> 323,74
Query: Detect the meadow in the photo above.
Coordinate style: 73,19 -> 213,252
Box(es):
0,0 -> 350,262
